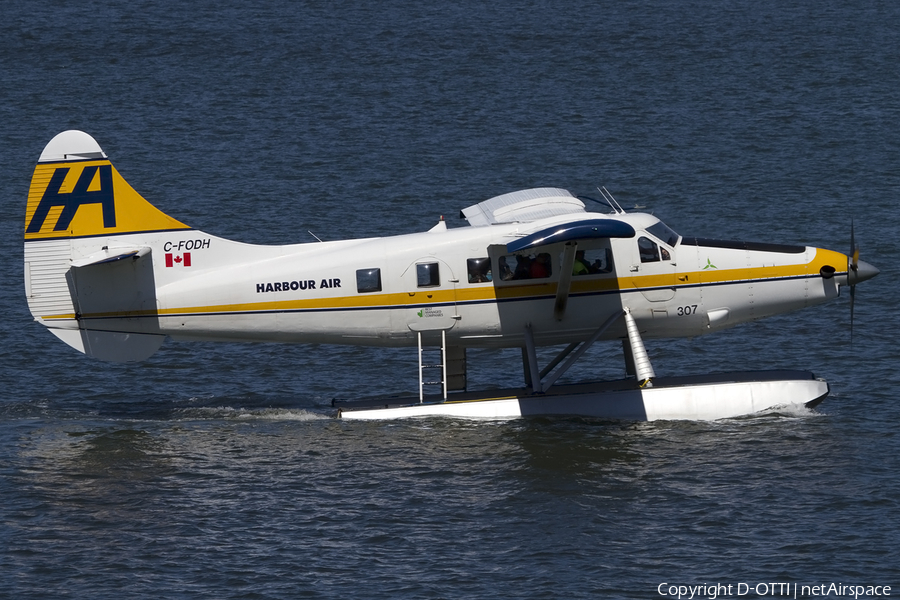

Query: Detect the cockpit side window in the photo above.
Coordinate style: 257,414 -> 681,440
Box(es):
638,237 -> 661,263
416,262 -> 441,287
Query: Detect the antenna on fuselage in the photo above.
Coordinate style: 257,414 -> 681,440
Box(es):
597,186 -> 625,214
308,230 -> 324,242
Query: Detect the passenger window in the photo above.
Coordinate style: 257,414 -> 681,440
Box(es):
467,257 -> 492,283
356,268 -> 382,293
638,237 -> 660,263
572,247 -> 613,275
498,253 -> 553,281
417,262 -> 440,287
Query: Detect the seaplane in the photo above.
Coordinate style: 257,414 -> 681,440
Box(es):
23,130 -> 879,421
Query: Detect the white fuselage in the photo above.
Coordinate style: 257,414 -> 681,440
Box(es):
37,211 -> 847,349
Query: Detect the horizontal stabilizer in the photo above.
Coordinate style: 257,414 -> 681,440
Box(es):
71,247 -> 151,268
25,131 -> 181,363
49,328 -> 164,362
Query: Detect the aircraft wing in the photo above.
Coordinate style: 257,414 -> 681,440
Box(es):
505,218 -> 634,253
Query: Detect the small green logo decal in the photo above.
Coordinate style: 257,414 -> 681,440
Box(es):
703,258 -> 717,270
417,310 -> 424,317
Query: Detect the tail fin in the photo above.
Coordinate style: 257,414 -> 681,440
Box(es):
24,130 -> 192,362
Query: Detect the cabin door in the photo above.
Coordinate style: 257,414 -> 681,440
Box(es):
400,258 -> 459,332
630,235 -> 676,302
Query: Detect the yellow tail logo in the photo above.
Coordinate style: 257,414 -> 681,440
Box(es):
27,164 -> 116,233
25,159 -> 190,240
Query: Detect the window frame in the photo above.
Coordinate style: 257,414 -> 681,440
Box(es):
638,236 -> 661,263
569,245 -> 614,276
356,268 -> 382,293
466,257 -> 492,284
416,262 -> 441,288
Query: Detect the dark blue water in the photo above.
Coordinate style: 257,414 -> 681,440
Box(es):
1,1 -> 898,598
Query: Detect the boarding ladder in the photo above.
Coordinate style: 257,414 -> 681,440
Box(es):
418,330 -> 447,402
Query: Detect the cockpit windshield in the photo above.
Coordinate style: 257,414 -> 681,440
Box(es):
646,221 -> 680,247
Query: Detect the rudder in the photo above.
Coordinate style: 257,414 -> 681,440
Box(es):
24,130 -> 191,361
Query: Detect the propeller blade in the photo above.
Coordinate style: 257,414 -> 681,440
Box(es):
849,220 -> 855,342
848,220 -> 863,343
844,221 -> 878,343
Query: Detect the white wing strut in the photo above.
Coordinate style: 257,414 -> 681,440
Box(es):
624,308 -> 656,387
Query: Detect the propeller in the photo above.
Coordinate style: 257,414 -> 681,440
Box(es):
849,220 -> 858,339
846,220 -> 880,342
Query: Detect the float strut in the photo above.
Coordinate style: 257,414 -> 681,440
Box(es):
523,323 -> 542,394
539,310 -> 625,393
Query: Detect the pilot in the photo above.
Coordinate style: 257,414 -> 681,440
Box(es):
573,250 -> 590,276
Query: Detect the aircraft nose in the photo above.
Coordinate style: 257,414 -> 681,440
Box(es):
850,259 -> 880,285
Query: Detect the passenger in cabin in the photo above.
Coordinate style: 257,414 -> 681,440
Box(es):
591,249 -> 610,273
573,250 -> 590,276
498,256 -> 513,280
530,253 -> 552,278
513,256 -> 532,279
502,253 -> 552,280
467,257 -> 492,283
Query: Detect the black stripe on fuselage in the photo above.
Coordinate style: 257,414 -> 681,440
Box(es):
680,237 -> 805,254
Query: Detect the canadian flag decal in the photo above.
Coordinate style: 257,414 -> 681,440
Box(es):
165,252 -> 192,267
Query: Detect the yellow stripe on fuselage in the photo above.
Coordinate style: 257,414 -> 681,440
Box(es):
631,248 -> 845,289
43,248 -> 845,322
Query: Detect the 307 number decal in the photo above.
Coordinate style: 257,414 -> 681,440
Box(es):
676,305 -> 698,316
